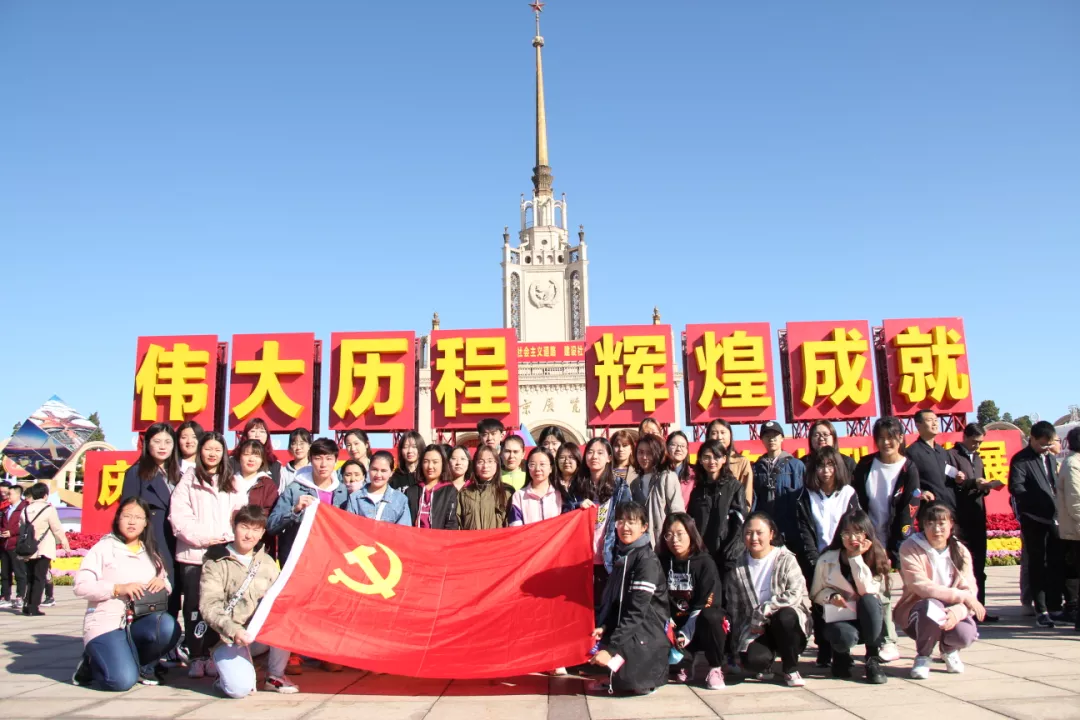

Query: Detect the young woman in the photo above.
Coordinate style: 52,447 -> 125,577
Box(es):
726,512 -> 813,687
687,440 -> 747,575
706,419 -> 753,508
121,423 -> 181,587
278,428 -> 311,493
638,417 -> 664,439
664,431 -> 696,509
19,482 -> 70,616
657,513 -> 727,690
405,446 -> 459,529
810,510 -> 889,684
234,441 -> 280,531
448,446 -> 472,490
555,441 -> 582,498
342,460 -> 367,495
509,447 -> 566,526
389,431 -> 426,490
268,438 -> 348,564
168,432 -> 240,678
1058,427 -> 1080,632
457,445 -> 514,530
347,452 -> 412,525
343,430 -> 372,471
610,430 -> 638,488
589,501 -> 670,696
572,438 -> 634,600
234,419 -> 282,491
72,498 -> 180,690
177,421 -> 205,475
895,503 -> 984,679
851,416 -> 921,663
631,433 -> 684,547
537,426 -> 566,456
805,420 -> 857,478
202,505 -> 298,696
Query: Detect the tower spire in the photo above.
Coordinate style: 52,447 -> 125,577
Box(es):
530,2 -> 553,196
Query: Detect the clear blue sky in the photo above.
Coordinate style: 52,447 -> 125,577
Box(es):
2,1 -> 1077,447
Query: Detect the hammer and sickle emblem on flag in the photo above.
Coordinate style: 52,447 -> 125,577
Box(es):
327,543 -> 403,599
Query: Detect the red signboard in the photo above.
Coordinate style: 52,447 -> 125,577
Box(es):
685,323 -> 775,425
517,342 -> 586,362
585,325 -> 677,427
329,331 -> 416,432
880,317 -> 974,417
430,328 -> 519,431
81,451 -> 140,534
784,321 -> 877,422
228,333 -> 316,432
132,335 -> 220,432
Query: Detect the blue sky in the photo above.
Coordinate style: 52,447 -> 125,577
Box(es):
2,1 -> 1077,446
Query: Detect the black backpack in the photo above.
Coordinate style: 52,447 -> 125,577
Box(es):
15,506 -> 49,558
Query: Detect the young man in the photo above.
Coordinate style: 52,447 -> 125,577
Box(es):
476,419 -> 506,453
268,438 -> 348,564
947,423 -> 1002,622
500,435 -> 527,491
1009,421 -> 1063,628
0,483 -> 27,610
905,410 -> 961,512
751,421 -> 804,546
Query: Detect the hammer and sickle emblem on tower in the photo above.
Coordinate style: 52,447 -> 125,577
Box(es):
327,543 -> 403,599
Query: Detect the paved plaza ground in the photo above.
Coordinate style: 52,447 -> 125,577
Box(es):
2,566 -> 1079,720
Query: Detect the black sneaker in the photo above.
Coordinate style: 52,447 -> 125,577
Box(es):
831,653 -> 853,679
72,656 -> 93,687
1050,610 -> 1076,624
1036,613 -> 1056,628
866,657 -> 887,685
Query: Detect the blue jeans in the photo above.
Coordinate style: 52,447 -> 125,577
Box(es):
213,642 -> 289,698
85,612 -> 181,691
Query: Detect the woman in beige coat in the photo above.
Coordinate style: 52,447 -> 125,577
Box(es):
1057,428 -> 1080,632
20,482 -> 69,615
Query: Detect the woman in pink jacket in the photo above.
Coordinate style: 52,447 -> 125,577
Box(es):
894,502 -> 986,680
72,498 -> 179,690
168,431 -> 244,679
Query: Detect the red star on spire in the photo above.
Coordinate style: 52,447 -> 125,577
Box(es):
529,1 -> 545,13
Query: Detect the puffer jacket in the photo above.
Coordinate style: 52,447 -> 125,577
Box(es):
725,546 -> 812,653
199,543 -> 279,644
75,534 -> 171,644
168,469 -> 244,565
19,499 -> 69,560
630,469 -> 685,548
457,480 -> 515,530
687,477 -> 747,574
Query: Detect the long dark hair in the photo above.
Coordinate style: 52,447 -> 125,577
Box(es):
471,445 -> 508,508
555,442 -> 582,486
395,431 -> 426,482
656,512 -> 707,563
233,418 -> 277,464
525,446 -> 569,508
137,423 -> 180,485
419,445 -> 452,486
825,509 -> 891,593
804,445 -> 851,493
234,439 -> 270,474
917,502 -> 967,574
449,445 -> 473,482
112,497 -> 165,576
537,426 -> 566,450
195,431 -> 233,491
694,439 -> 737,490
661,431 -> 694,486
705,419 -> 738,459
633,433 -> 666,475
573,437 -> 616,504
176,420 -> 205,459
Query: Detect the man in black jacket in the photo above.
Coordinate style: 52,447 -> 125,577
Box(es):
1009,421 -> 1062,628
948,422 -> 1002,622
906,410 -> 961,512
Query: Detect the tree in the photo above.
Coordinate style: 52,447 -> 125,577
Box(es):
1002,412 -> 1013,424
977,400 -> 1000,426
1014,415 -> 1033,436
11,421 -> 21,436
86,412 -> 106,443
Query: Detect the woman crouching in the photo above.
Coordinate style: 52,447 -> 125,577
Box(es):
200,504 -> 298,696
589,501 -> 670,696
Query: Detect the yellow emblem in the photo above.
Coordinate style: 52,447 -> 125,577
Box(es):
328,543 -> 402,599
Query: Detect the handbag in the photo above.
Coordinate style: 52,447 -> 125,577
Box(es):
128,588 -> 170,620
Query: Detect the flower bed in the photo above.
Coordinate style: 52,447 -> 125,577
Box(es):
985,513 -> 1021,565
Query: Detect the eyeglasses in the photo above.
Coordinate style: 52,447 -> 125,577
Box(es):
120,514 -> 147,523
663,532 -> 688,541
840,532 -> 866,541
615,519 -> 643,528
811,432 -> 833,441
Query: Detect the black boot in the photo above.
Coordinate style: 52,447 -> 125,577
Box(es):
831,652 -> 853,679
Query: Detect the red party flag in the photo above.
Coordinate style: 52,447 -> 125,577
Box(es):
247,503 -> 596,678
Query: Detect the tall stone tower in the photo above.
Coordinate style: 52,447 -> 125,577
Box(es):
502,1 -> 589,343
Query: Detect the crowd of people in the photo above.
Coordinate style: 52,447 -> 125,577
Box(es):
1,413 -> 1078,698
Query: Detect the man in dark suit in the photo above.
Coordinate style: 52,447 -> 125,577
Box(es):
948,422 -> 1002,622
907,410 -> 960,511
1009,421 -> 1062,628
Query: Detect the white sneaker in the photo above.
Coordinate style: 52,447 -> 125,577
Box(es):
878,643 -> 900,663
205,657 -> 219,677
188,658 -> 207,679
910,656 -> 931,680
0,599 -> 11,609
943,650 -> 964,674
11,598 -> 22,611
784,671 -> 805,687
263,676 -> 299,694
551,667 -> 568,676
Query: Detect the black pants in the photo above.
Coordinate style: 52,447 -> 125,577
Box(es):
23,557 -> 50,613
592,565 -> 608,612
684,607 -> 728,667
0,548 -> 26,601
958,516 -> 988,605
1021,520 -> 1065,613
742,607 -> 807,674
822,594 -> 885,659
177,562 -> 216,657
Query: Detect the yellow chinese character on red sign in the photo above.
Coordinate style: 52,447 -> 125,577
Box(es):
978,440 -> 1008,482
98,460 -> 130,507
134,343 -> 210,422
895,325 -> 970,404
232,341 -> 306,420
694,330 -> 772,410
800,328 -> 872,408
434,337 -> 511,417
333,338 -> 407,419
593,333 -> 670,413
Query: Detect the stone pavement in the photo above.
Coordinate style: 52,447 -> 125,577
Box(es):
2,566 -> 1079,720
